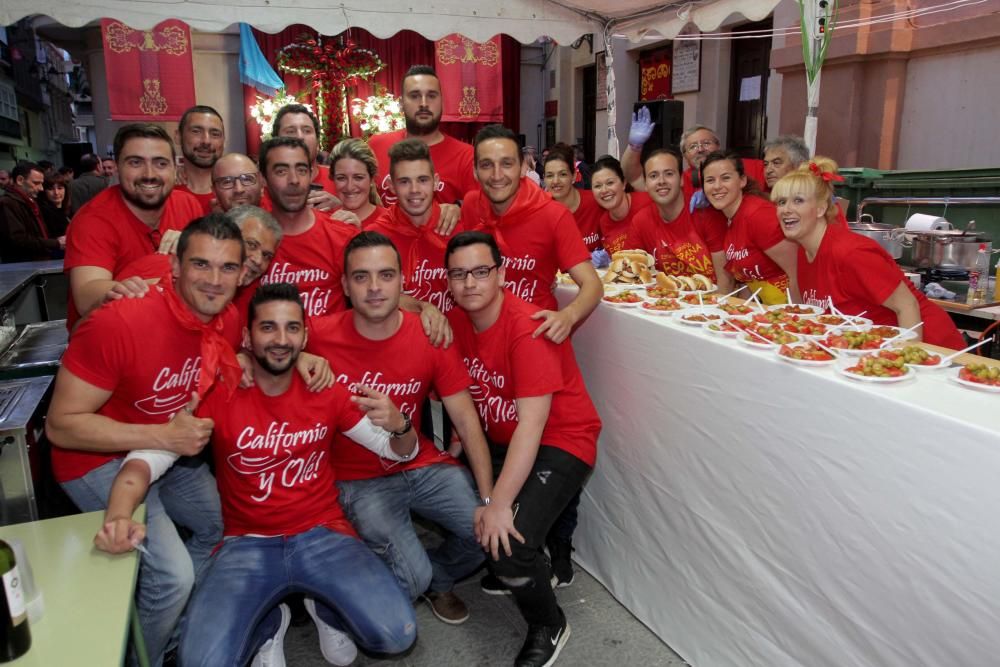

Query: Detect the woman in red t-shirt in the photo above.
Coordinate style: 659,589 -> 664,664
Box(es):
542,144 -> 603,252
591,156 -> 653,255
702,151 -> 798,304
330,138 -> 387,228
771,157 -> 964,349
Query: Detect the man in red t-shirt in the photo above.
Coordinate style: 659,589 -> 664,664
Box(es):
93,283 -> 419,667
174,105 -> 225,213
211,153 -> 263,212
64,123 -> 204,329
367,65 -> 478,206
444,231 -> 601,667
627,148 -> 727,280
308,231 -> 492,624
258,137 -> 357,318
46,215 -> 245,665
462,124 -> 602,344
272,104 -> 341,211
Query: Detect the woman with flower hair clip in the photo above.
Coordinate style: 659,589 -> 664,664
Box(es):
771,156 -> 964,349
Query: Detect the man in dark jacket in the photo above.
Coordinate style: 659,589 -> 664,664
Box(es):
0,162 -> 64,262
69,154 -> 107,216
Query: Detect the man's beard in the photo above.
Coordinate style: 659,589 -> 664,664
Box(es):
121,180 -> 169,210
405,112 -> 440,137
255,346 -> 298,376
183,146 -> 219,169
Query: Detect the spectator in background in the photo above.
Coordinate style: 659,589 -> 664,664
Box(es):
573,145 -> 592,190
39,172 -> 72,240
521,147 -> 541,186
0,170 -> 10,187
37,160 -> 56,178
57,165 -> 75,182
69,154 -> 107,216
101,156 -> 118,185
763,135 -> 809,189
0,161 -> 65,262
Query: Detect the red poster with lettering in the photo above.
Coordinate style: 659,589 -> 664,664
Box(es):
639,48 -> 672,101
434,34 -> 503,122
101,19 -> 196,121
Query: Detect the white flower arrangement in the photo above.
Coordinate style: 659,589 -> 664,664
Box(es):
249,91 -> 312,142
351,89 -> 405,139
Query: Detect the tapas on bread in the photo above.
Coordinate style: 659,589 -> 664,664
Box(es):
657,273 -> 716,293
602,250 -> 656,286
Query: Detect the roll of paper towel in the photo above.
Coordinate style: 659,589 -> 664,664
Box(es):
906,213 -> 952,232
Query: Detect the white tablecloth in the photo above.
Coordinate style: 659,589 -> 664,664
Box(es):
561,293 -> 1000,667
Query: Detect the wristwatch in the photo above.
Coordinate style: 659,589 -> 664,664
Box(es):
480,496 -> 491,507
390,412 -> 412,439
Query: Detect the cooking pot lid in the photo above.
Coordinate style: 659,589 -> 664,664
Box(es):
849,222 -> 895,231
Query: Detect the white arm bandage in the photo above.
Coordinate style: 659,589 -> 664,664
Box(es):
343,416 -> 419,462
122,449 -> 179,484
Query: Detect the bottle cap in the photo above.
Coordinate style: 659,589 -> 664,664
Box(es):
980,243 -> 987,251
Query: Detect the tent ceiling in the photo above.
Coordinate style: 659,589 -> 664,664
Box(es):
2,0 -> 782,45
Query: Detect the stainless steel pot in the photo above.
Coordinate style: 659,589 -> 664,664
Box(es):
909,230 -> 992,270
848,215 -> 904,259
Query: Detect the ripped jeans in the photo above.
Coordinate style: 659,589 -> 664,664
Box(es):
487,443 -> 592,627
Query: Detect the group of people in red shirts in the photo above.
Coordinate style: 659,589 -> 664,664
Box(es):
47,64 -> 603,667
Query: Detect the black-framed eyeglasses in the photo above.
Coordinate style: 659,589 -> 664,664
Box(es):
213,173 -> 258,189
447,265 -> 498,281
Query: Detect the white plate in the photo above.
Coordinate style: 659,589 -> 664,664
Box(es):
904,357 -> 952,371
602,296 -> 643,308
679,287 -> 717,296
866,325 -> 919,342
704,322 -> 742,337
678,296 -> 723,308
766,303 -> 825,317
948,367 -> 1000,393
739,335 -> 778,350
774,344 -> 838,367
836,363 -> 913,383
716,304 -> 761,317
677,308 -> 726,326
639,302 -> 680,316
815,315 -> 873,330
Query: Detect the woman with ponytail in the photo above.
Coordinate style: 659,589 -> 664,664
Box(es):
330,138 -> 388,228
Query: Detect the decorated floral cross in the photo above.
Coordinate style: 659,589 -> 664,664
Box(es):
277,34 -> 384,150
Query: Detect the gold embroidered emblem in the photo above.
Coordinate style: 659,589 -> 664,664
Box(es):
139,79 -> 168,115
436,36 -> 499,67
458,86 -> 480,118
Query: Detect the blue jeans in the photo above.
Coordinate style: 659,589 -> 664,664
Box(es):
60,455 -> 223,667
178,526 -> 417,667
337,463 -> 484,599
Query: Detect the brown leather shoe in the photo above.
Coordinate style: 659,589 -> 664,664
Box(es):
423,590 -> 470,625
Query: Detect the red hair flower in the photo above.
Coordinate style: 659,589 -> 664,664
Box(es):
809,162 -> 844,183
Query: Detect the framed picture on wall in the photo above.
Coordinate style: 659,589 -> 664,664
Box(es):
672,27 -> 701,94
595,51 -> 608,111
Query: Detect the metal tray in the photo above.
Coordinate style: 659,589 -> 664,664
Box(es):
0,321 -> 68,370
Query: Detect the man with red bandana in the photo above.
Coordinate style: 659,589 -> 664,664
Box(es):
64,124 -> 204,329
367,65 -> 478,207
460,124 -> 602,344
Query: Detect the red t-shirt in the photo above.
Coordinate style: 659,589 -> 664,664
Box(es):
798,223 -> 965,349
627,204 -> 716,277
447,292 -> 600,466
598,191 -> 653,255
232,276 -> 263,328
175,185 -> 215,215
307,310 -> 471,481
260,210 -> 357,318
64,186 -> 204,329
462,181 -> 591,311
567,189 -> 603,252
360,206 -> 390,229
682,158 -> 768,200
113,253 -> 172,284
52,284 -> 240,482
201,374 -> 362,537
368,203 -> 458,313
368,130 -> 477,206
723,195 -> 789,289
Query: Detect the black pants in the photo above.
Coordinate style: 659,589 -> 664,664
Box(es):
487,443 -> 591,627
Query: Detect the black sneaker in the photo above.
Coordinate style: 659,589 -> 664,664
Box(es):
480,573 -> 511,595
547,539 -> 575,588
514,611 -> 570,667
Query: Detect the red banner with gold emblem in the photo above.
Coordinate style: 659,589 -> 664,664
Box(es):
101,19 -> 196,121
434,34 -> 503,123
639,47 -> 672,101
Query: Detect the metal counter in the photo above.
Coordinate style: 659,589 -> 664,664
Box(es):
0,376 -> 53,524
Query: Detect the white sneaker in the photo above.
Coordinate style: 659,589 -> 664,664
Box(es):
304,596 -> 358,666
251,603 -> 291,667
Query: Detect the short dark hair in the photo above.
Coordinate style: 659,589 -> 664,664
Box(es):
445,231 -> 502,268
388,138 -> 434,177
57,165 -> 74,177
473,124 -> 521,163
247,282 -> 304,326
11,162 -> 42,182
543,142 -> 575,170
402,64 -> 438,88
179,105 -> 224,133
643,148 -> 683,175
592,155 -> 624,182
78,154 -> 100,173
343,230 -> 401,273
273,104 -> 319,136
258,136 -> 310,175
113,123 -> 176,162
176,213 -> 245,264
37,160 -> 55,173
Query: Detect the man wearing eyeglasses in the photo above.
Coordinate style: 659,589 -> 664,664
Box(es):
211,153 -> 264,212
306,231 -> 492,626
444,230 -> 601,667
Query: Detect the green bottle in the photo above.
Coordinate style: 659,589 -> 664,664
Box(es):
0,540 -> 30,662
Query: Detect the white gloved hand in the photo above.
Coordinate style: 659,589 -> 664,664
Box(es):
628,106 -> 654,148
689,189 -> 709,213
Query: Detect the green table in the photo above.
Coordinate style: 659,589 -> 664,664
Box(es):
0,509 -> 146,666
